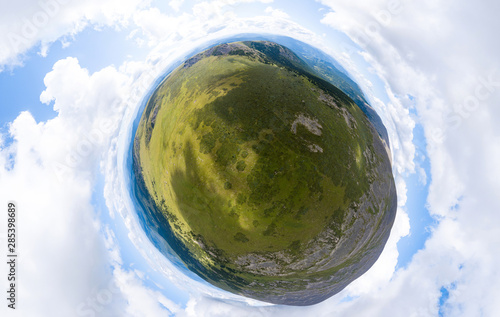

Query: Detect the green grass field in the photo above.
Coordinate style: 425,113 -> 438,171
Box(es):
133,42 -> 396,304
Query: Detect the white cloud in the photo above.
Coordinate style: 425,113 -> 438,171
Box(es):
0,57 -> 129,316
264,6 -> 290,19
169,0 -> 184,12
0,0 -> 149,70
131,0 -> 283,48
114,268 -> 180,316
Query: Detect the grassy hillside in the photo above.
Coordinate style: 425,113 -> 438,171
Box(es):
133,41 -> 396,305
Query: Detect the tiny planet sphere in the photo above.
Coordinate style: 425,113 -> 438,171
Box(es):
133,40 -> 397,305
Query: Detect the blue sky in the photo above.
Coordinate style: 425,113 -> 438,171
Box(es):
1,1 -> 499,316
0,25 -> 147,125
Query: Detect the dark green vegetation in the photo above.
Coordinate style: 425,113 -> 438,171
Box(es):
133,41 -> 397,305
271,36 -> 391,148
